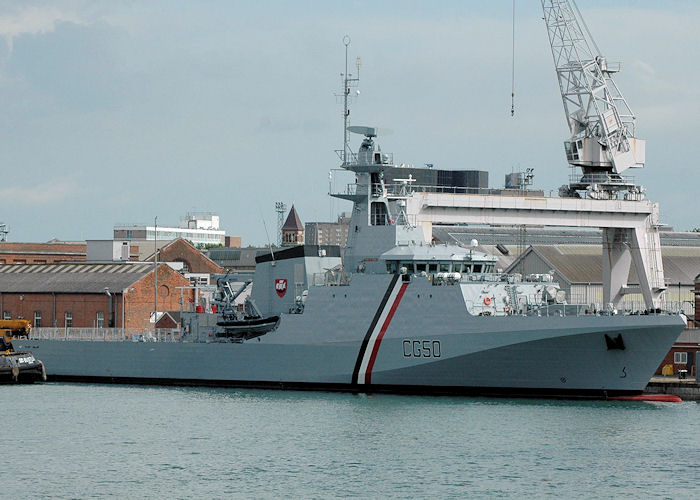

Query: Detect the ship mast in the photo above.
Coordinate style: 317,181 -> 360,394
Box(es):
335,36 -> 361,167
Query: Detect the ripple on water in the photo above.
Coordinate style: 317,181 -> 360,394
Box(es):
3,383 -> 700,498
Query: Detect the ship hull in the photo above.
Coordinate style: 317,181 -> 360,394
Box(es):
14,275 -> 685,398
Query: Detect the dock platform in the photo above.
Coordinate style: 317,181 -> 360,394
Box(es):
645,376 -> 700,401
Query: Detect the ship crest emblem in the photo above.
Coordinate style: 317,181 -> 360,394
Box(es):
275,279 -> 287,297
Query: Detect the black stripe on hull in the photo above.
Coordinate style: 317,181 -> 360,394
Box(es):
351,273 -> 400,385
47,375 -> 643,401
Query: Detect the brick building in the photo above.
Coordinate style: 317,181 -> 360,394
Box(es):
0,262 -> 194,330
305,213 -> 351,247
146,238 -> 223,274
0,241 -> 86,264
655,329 -> 700,377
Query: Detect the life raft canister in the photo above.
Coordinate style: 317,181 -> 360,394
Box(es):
483,296 -> 492,306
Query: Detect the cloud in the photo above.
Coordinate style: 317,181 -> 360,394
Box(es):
0,5 -> 83,52
0,179 -> 81,205
632,60 -> 656,77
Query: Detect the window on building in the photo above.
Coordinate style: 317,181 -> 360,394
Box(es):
65,312 -> 73,328
674,352 -> 688,364
175,258 -> 190,272
3,311 -> 10,320
34,311 -> 42,328
96,312 -> 104,328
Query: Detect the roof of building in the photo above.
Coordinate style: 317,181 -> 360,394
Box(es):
143,238 -> 223,274
134,240 -> 180,261
507,245 -> 700,285
0,262 -> 159,293
282,205 -> 303,231
207,247 -> 262,269
0,241 -> 87,256
432,226 -> 700,248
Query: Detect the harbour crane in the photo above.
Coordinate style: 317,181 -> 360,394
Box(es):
541,0 -> 646,199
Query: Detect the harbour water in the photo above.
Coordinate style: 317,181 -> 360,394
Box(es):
5,383 -> 699,499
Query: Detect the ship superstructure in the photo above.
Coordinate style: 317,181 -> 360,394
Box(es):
16,121 -> 685,397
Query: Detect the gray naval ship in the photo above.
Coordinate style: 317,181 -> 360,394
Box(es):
14,126 -> 686,398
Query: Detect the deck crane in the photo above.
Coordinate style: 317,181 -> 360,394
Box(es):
541,0 -> 646,199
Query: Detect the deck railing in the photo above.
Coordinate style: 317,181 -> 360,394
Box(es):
31,327 -> 181,342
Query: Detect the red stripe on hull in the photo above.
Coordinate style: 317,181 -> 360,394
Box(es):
365,283 -> 408,384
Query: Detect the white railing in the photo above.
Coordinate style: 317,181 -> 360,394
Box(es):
31,327 -> 182,342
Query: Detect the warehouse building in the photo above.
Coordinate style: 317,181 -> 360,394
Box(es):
0,262 -> 194,331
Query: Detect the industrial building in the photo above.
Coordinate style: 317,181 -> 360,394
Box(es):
114,212 -> 234,247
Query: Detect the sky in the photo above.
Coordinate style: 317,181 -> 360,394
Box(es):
0,0 -> 698,245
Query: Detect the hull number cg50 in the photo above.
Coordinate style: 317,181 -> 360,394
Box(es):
403,340 -> 441,358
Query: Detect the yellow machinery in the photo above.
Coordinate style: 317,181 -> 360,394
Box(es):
0,319 -> 45,382
0,319 -> 32,349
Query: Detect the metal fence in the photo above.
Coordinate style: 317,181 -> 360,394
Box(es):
31,327 -> 181,342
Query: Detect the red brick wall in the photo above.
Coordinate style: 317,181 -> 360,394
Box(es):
0,292 -> 122,328
124,263 -> 195,330
655,344 -> 698,376
0,242 -> 87,264
0,264 -> 194,330
225,236 -> 241,248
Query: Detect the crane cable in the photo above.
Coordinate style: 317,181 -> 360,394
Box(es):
510,0 -> 516,117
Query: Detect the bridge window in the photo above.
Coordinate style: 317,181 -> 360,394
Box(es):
371,202 -> 388,226
473,264 -> 482,273
428,263 -> 437,273
439,263 -> 450,272
416,263 -> 426,272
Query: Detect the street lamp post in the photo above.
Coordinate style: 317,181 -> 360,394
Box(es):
154,216 -> 158,331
